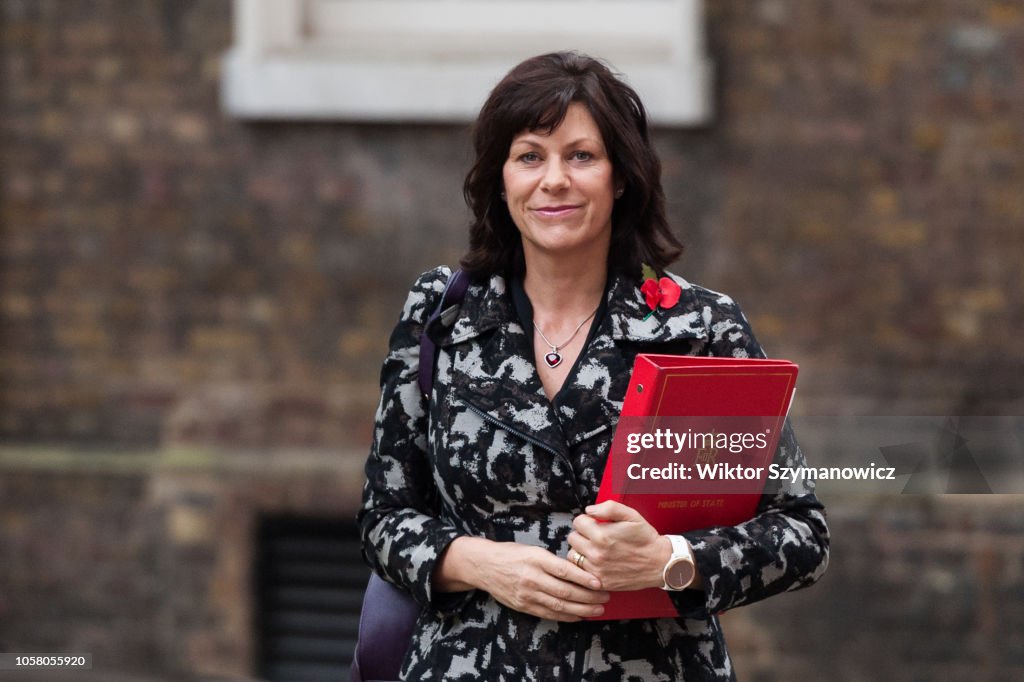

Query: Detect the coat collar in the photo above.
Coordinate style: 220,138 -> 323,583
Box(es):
428,268 -> 712,464
425,273 -> 508,348
436,275 -> 570,460
605,270 -> 709,344
429,269 -> 709,347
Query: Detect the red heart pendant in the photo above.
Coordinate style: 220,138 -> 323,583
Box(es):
544,352 -> 562,368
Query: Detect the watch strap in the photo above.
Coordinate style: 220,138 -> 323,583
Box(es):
661,535 -> 695,591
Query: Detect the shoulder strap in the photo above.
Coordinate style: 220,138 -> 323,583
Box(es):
417,269 -> 469,398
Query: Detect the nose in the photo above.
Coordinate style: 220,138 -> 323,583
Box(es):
540,158 -> 570,193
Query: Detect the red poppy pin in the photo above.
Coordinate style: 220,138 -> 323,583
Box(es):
640,264 -> 681,320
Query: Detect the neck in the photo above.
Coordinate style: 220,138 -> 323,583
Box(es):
522,253 -> 607,324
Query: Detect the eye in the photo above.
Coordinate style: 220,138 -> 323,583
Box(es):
517,151 -> 541,163
571,150 -> 594,162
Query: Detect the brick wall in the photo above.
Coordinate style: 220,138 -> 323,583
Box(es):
698,1 -> 1024,418
1,0 -> 1023,679
2,1 -> 1022,448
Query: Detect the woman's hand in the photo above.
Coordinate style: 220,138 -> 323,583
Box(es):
568,500 -> 676,592
434,536 -> 610,622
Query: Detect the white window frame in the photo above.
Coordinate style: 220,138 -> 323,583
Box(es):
221,0 -> 713,125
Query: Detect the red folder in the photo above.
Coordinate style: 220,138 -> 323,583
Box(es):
591,354 -> 798,620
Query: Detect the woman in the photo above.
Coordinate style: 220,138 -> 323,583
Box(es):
359,52 -> 829,680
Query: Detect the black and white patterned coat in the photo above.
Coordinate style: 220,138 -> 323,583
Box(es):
359,266 -> 829,681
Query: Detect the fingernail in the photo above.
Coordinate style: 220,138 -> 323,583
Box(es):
590,579 -> 601,589
592,606 -> 604,616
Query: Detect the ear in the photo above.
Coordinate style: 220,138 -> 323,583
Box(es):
613,172 -> 625,199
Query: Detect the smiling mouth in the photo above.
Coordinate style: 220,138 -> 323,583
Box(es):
533,205 -> 580,217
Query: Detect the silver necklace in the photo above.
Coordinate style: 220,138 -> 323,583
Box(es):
533,306 -> 599,369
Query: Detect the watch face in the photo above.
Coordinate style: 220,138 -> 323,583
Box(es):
666,560 -> 695,590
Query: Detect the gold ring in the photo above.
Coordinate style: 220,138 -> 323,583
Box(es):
574,551 -> 586,568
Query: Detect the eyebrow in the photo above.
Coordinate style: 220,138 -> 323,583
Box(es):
509,136 -> 603,149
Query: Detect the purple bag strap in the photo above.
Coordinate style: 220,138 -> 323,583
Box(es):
351,270 -> 469,682
417,269 -> 469,398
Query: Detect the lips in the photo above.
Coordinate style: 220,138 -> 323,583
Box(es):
533,205 -> 580,217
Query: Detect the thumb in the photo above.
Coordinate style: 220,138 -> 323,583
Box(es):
585,500 -> 641,522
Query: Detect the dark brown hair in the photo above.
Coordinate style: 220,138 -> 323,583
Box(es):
460,51 -> 683,278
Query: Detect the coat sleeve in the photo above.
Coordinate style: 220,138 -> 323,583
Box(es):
670,294 -> 830,616
357,266 -> 469,613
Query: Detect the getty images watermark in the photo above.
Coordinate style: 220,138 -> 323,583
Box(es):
609,416 -> 1023,496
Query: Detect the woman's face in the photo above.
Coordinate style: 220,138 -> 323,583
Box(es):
502,102 -> 617,264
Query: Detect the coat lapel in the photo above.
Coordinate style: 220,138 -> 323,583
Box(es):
435,274 -> 571,461
555,272 -> 710,447
430,270 -> 712,459
606,271 -> 711,344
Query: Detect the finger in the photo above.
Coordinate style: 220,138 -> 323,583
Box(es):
520,564 -> 608,609
550,555 -> 608,596
585,500 -> 641,522
567,536 -> 599,569
528,605 -> 586,622
571,515 -> 605,541
571,522 -> 622,559
537,597 -> 606,620
496,552 -> 609,619
534,581 -> 609,616
552,551 -> 605,591
496,587 -> 585,622
567,545 -> 590,567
